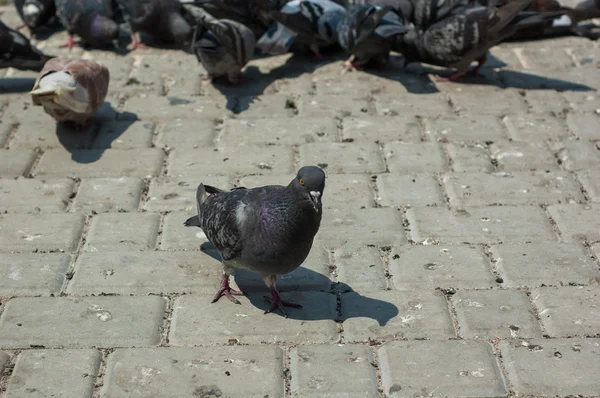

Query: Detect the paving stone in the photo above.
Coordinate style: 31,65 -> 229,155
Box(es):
156,119 -> 215,148
341,290 -> 455,341
446,143 -> 494,172
0,149 -> 36,177
490,140 -> 558,171
290,345 -> 378,398
0,178 -> 75,213
169,293 -> 338,345
406,207 -> 557,244
0,213 -> 85,253
423,115 -> 508,143
92,121 -> 156,149
490,243 -> 600,288
5,349 -> 101,398
547,204 -> 600,242
576,168 -> 600,202
567,113 -> 600,140
503,114 -> 570,141
0,253 -> 71,296
219,117 -> 339,147
35,148 -> 165,178
160,211 -> 207,250
552,138 -> 600,171
383,142 -> 449,174
452,290 -> 542,339
0,296 -> 166,348
391,245 -> 496,290
10,119 -> 97,149
145,176 -> 233,212
298,95 -> 371,118
72,177 -> 144,213
379,340 -> 507,397
450,87 -> 527,116
377,174 -> 444,207
234,94 -> 298,118
84,213 -> 161,252
524,89 -> 571,114
67,251 -> 222,295
500,338 -> 600,396
563,91 -> 600,112
374,93 -> 452,116
320,208 -> 405,246
123,96 -> 229,121
532,286 -> 600,337
341,115 -> 423,143
299,142 -> 385,174
100,346 -> 284,398
169,146 -> 295,177
444,171 -> 584,207
334,245 -> 387,293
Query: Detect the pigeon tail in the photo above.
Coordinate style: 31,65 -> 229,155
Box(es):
184,215 -> 201,227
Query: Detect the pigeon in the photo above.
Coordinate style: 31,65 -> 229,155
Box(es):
114,0 -> 193,49
184,166 -> 325,317
30,58 -> 110,125
54,0 -> 121,49
255,20 -> 299,55
337,4 -> 408,69
12,0 -> 57,33
184,4 -> 256,83
269,0 -> 347,58
0,20 -> 52,71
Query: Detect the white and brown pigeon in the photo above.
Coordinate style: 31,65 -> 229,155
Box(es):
184,166 -> 325,317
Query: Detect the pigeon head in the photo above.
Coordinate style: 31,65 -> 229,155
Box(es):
292,166 -> 326,212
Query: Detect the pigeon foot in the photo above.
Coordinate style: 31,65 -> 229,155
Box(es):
435,71 -> 465,82
59,35 -> 77,50
211,276 -> 244,304
128,34 -> 148,50
263,286 -> 302,318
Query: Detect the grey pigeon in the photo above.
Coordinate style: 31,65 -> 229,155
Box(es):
353,0 -> 463,27
337,4 -> 408,69
115,0 -> 193,49
184,166 -> 325,317
54,0 -> 121,49
0,20 -> 52,71
184,5 -> 256,83
12,0 -> 56,33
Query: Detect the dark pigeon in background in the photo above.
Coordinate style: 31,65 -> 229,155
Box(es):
54,0 -> 121,49
184,166 -> 325,317
12,0 -> 57,33
0,19 -> 52,71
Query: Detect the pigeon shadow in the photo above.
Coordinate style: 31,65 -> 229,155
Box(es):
200,242 -> 399,325
0,78 -> 36,94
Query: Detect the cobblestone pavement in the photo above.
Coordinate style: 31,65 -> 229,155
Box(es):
1,3 -> 600,397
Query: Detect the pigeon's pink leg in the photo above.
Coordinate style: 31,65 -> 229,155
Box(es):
264,286 -> 302,318
16,23 -> 27,31
211,275 -> 244,304
128,33 -> 148,50
59,35 -> 77,49
467,54 -> 487,77
435,71 -> 466,82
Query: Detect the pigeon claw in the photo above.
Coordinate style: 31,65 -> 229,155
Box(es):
211,276 -> 244,304
263,287 -> 302,318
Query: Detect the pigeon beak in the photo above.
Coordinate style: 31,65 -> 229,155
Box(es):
309,191 -> 321,212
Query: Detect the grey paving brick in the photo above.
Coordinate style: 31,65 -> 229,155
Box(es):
299,142 -> 385,174
384,142 -> 449,174
0,253 -> 71,296
452,290 -> 542,339
100,346 -> 284,398
123,96 -> 229,121
169,293 -> 338,345
548,204 -> 600,242
450,87 -> 527,117
10,119 -> 97,150
490,140 -> 558,171
552,138 -> 600,171
290,345 -> 378,398
377,174 -> 444,207
92,121 -> 156,149
334,245 -> 387,293
320,208 -> 405,246
156,119 -> 215,148
563,91 -> 600,112
503,114 -> 570,141
491,243 -> 600,288
500,338 -> 600,396
423,115 -> 508,143
0,149 -> 36,177
84,213 -> 161,252
5,349 -> 101,398
576,168 -> 600,202
0,296 -> 166,348
374,93 -> 452,116
446,143 -> 494,172
0,213 -> 85,253
341,115 -> 423,143
0,178 -> 75,213
532,286 -> 600,337
379,340 -> 507,397
168,146 -> 295,177
567,113 -> 600,140
406,207 -> 557,244
160,211 -> 206,250
391,245 -> 496,290
298,95 -> 370,118
35,148 -> 165,178
145,176 -> 233,212
341,290 -> 455,341
443,171 -> 584,207
72,177 -> 144,213
234,94 -> 299,118
67,251 -> 221,295
524,89 -> 571,114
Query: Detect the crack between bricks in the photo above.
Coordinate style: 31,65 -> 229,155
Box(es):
24,148 -> 44,178
92,348 -> 115,398
159,296 -> 176,347
369,174 -> 382,208
525,288 -> 550,338
283,346 -> 292,398
488,338 -> 516,397
540,204 -> 564,242
64,177 -> 82,213
370,345 -> 385,398
138,177 -> 152,212
443,290 -> 462,339
0,350 -> 20,395
3,121 -> 20,149
60,213 -> 93,295
379,246 -> 393,291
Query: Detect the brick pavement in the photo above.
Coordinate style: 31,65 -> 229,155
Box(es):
1,4 -> 600,397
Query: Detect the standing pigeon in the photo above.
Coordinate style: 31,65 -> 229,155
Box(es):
30,58 -> 110,125
0,20 -> 52,71
184,5 -> 256,83
54,0 -> 121,49
12,0 -> 57,33
184,166 -> 326,317
115,0 -> 193,49
337,4 -> 408,69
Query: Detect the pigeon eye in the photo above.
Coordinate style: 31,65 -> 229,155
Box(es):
299,178 -> 305,185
